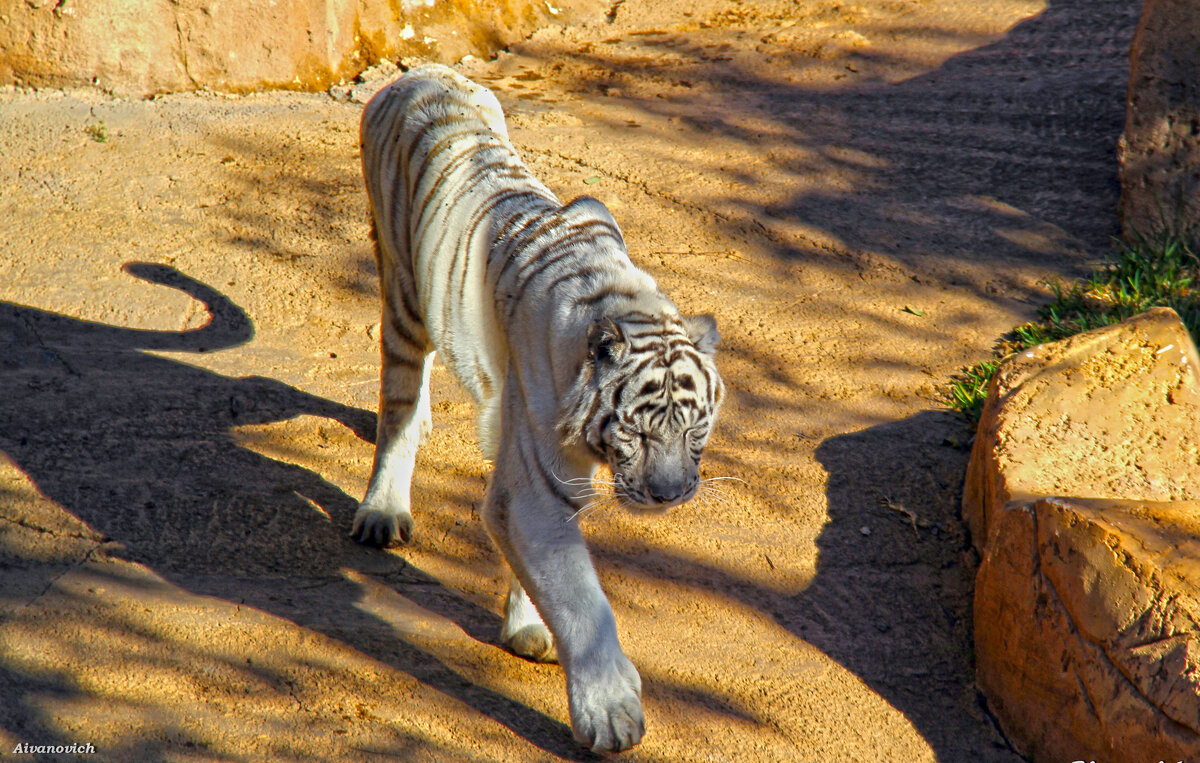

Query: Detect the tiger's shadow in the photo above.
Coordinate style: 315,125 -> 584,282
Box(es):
0,263 -> 593,760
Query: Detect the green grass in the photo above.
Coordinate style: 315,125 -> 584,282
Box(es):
949,227 -> 1200,422
85,122 -> 108,143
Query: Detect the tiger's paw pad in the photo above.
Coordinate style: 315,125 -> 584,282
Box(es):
350,506 -> 413,547
503,624 -> 558,663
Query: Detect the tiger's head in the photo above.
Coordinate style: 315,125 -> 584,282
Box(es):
563,312 -> 725,512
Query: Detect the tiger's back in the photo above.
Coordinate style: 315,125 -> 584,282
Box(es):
360,65 -> 555,423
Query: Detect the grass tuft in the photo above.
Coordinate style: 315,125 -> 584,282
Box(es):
949,227 -> 1200,422
85,122 -> 108,143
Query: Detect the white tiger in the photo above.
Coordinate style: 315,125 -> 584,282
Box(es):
353,64 -> 724,752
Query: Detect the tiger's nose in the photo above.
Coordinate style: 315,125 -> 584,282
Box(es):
646,476 -> 691,504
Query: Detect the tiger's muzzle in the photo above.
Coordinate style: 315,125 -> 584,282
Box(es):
617,446 -> 700,512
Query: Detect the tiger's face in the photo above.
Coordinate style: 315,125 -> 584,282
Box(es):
583,313 -> 724,512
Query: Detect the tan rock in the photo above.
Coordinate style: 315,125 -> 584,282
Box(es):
0,0 -> 606,97
976,497 -> 1200,761
963,307 -> 1200,761
963,307 -> 1200,548
1119,0 -> 1200,240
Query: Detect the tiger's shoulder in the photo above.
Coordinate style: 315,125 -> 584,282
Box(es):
362,63 -> 509,145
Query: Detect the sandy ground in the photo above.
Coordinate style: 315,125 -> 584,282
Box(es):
0,0 -> 1140,760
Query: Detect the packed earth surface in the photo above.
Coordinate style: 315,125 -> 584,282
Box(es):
0,0 -> 1141,760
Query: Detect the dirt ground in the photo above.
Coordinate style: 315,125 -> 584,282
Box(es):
0,0 -> 1141,760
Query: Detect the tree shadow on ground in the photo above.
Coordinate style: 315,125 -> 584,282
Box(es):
0,264 -> 597,760
534,0 -> 1139,294
807,412 -> 1020,761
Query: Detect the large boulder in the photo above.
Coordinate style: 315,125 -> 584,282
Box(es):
1118,0 -> 1200,240
0,0 -> 606,97
963,307 -> 1200,762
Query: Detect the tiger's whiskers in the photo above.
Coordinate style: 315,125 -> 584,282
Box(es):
552,471 -> 617,486
689,475 -> 745,510
567,494 -> 620,522
693,487 -> 734,509
550,470 -> 620,505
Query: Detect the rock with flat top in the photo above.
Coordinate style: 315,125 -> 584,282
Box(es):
963,307 -> 1200,762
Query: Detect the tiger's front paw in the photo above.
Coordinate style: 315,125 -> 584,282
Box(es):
351,505 -> 413,547
568,653 -> 644,753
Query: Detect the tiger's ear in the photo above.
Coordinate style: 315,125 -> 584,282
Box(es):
684,314 -> 720,355
588,317 -> 627,364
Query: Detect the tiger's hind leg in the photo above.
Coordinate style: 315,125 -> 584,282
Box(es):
501,571 -> 558,663
352,314 -> 433,547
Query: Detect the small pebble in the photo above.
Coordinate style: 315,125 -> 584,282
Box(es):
859,525 -> 871,536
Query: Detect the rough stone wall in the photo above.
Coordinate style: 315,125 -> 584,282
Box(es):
0,0 -> 606,97
1118,0 -> 1200,240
